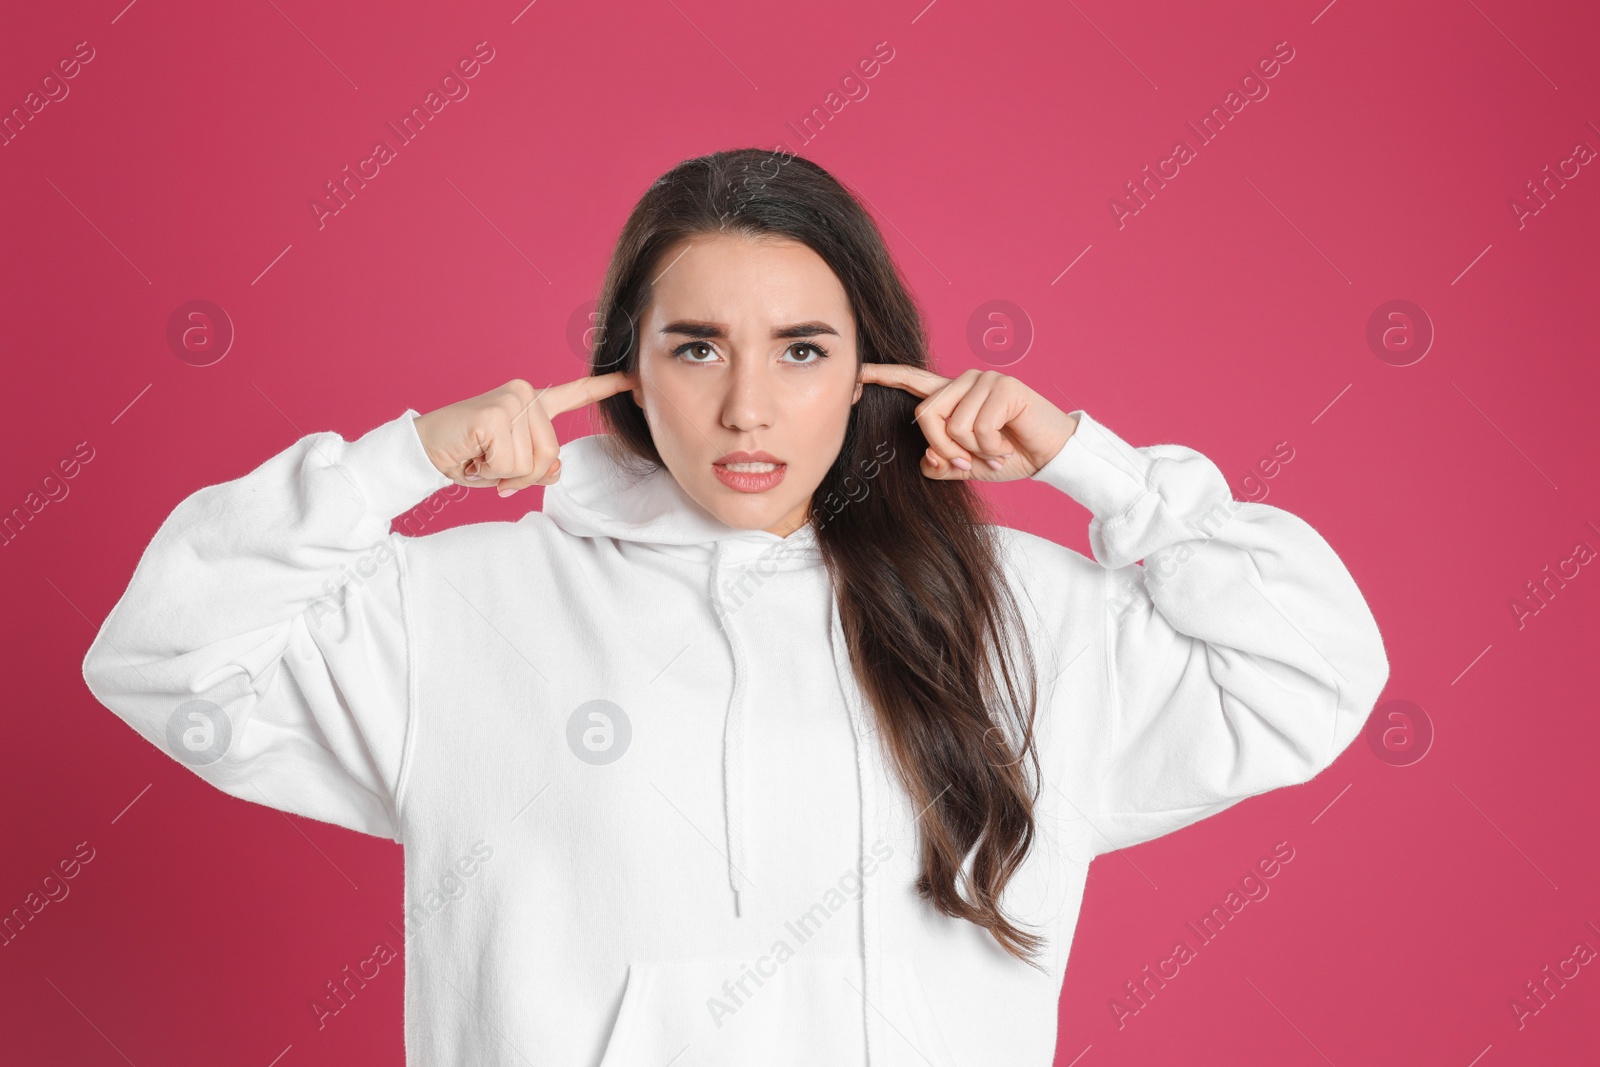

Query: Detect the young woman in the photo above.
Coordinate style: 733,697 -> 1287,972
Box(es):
82,148 -> 1389,1066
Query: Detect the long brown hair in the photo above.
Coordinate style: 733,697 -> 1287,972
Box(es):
587,148 -> 1045,964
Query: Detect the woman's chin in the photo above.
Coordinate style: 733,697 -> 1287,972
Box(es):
704,495 -> 803,535
712,506 -> 787,532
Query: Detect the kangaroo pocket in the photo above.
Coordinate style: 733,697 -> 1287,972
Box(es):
596,954 -> 958,1067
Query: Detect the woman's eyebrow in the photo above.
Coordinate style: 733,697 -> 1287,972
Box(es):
659,320 -> 840,340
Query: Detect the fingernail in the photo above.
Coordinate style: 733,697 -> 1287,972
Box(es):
951,456 -> 972,471
498,486 -> 520,498
985,457 -> 1003,470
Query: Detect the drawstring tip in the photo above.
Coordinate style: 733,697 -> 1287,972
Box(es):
731,886 -> 743,918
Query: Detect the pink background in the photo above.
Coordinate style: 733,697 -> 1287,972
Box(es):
4,0 -> 1598,1063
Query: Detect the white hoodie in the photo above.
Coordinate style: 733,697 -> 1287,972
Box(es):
80,405 -> 1389,1066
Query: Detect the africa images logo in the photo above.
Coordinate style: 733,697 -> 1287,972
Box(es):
165,699 -> 232,767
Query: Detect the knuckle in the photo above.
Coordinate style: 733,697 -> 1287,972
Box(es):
502,382 -> 534,412
501,391 -> 531,419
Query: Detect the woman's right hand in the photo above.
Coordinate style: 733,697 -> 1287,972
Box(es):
412,374 -> 635,496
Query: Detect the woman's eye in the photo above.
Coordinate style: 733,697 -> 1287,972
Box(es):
785,342 -> 829,364
674,342 -> 718,363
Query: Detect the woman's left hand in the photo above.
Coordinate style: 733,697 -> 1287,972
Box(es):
858,365 -> 1080,481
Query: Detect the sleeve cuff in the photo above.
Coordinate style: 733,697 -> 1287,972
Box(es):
340,408 -> 457,523
1031,408 -> 1238,570
1028,409 -> 1155,522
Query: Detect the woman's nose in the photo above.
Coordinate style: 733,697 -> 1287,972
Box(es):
719,361 -> 775,430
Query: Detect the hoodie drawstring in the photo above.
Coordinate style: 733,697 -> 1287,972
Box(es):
829,601 -> 882,1066
708,540 -> 751,917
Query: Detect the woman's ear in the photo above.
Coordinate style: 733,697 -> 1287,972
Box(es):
851,380 -> 863,405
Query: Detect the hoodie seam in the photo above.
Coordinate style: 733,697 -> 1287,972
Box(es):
391,532 -> 420,845
1093,565 -> 1121,849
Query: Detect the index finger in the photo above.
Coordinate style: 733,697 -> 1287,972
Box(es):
857,361 -> 952,399
534,371 -> 636,418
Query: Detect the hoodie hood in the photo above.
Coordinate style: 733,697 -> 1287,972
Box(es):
541,433 -> 824,569
541,432 -> 847,901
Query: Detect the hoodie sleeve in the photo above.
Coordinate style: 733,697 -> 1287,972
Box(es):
1030,409 -> 1390,856
79,409 -> 455,842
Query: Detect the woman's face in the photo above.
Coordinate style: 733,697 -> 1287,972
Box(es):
628,231 -> 862,537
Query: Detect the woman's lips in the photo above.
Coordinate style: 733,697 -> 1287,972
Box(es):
712,457 -> 787,493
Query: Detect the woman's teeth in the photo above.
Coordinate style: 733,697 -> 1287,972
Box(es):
721,462 -> 780,472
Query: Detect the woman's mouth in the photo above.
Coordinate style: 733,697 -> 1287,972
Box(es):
713,452 -> 787,493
